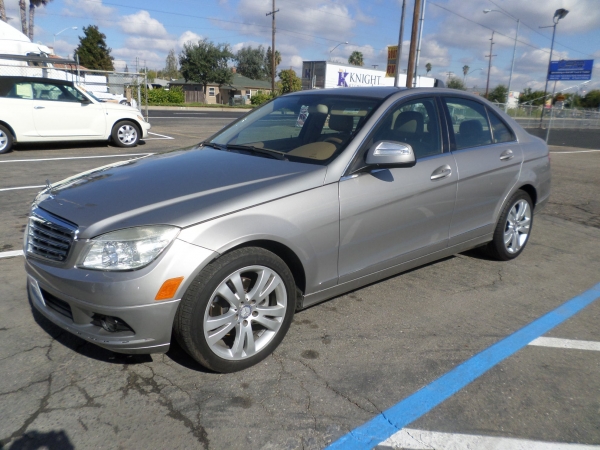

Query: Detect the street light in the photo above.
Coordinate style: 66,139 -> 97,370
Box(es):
464,68 -> 484,86
329,41 -> 349,60
53,26 -> 78,48
539,8 -> 569,124
483,9 -> 519,112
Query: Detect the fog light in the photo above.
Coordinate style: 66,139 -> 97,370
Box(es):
92,314 -> 134,333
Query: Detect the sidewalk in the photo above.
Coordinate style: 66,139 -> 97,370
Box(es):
147,105 -> 252,113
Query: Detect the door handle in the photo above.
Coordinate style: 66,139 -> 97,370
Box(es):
34,106 -> 45,109
500,149 -> 514,161
430,165 -> 452,181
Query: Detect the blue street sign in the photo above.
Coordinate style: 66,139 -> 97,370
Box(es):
548,59 -> 594,81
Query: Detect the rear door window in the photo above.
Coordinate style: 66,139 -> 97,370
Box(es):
444,97 -> 492,150
487,107 -> 515,143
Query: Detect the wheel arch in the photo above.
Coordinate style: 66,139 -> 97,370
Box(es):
0,121 -> 17,140
518,184 -> 537,210
220,239 -> 307,296
110,118 -> 142,137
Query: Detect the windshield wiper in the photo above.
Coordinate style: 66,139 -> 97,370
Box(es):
225,144 -> 287,160
201,141 -> 225,150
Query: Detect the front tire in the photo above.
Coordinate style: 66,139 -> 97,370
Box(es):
0,125 -> 14,154
174,247 -> 296,373
485,190 -> 533,261
111,121 -> 140,148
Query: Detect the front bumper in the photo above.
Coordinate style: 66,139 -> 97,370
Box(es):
25,239 -> 216,354
141,121 -> 151,139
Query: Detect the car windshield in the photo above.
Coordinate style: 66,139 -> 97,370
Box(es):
83,90 -> 102,102
208,94 -> 381,164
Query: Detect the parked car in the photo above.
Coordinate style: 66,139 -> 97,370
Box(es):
0,76 -> 150,154
25,87 -> 550,372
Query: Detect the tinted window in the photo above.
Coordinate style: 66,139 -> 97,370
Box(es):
487,107 -> 515,143
31,82 -> 86,102
444,97 -> 492,150
7,81 -> 34,99
0,78 -> 14,97
369,97 -> 441,159
211,95 -> 379,163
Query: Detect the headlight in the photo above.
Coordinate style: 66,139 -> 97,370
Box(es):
79,226 -> 179,271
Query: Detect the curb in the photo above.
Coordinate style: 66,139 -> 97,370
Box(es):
147,106 -> 252,112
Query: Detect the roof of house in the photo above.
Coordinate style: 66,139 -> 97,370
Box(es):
170,73 -> 272,90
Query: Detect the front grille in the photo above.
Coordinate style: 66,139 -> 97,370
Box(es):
40,288 -> 73,321
27,208 -> 77,262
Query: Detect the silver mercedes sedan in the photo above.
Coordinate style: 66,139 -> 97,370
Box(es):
25,87 -> 550,373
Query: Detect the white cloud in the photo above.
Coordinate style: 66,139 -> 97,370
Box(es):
119,11 -> 169,39
62,0 -> 115,21
178,31 -> 203,48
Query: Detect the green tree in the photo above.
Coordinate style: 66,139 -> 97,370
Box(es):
74,25 -> 114,71
28,0 -> 52,40
519,87 -> 546,106
0,0 -> 7,23
236,45 -> 268,80
265,47 -> 281,83
348,51 -> 364,66
278,69 -> 301,94
163,49 -> 179,80
582,90 -> 600,108
425,62 -> 432,75
488,84 -> 508,103
447,77 -> 466,90
179,38 -> 233,95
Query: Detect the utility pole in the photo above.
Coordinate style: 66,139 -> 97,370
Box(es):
394,0 -> 407,87
266,0 -> 279,93
405,0 -> 421,88
484,31 -> 496,98
414,0 -> 427,87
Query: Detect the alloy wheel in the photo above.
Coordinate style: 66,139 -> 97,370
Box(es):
504,199 -> 531,254
203,265 -> 287,360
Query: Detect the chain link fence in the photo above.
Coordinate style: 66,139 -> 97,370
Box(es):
0,55 -> 148,118
490,103 -> 600,130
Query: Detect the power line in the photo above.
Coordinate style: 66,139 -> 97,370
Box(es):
486,0 -> 594,58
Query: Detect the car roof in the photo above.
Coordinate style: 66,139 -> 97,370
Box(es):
289,87 -> 408,99
0,75 -> 74,85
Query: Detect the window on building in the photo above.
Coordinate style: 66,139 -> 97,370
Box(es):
208,87 -> 216,97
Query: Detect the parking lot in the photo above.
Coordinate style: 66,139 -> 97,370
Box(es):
1,110 -> 599,449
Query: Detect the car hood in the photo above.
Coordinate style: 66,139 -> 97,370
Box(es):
36,147 -> 327,239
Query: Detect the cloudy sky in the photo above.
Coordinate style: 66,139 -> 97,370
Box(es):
3,0 -> 599,93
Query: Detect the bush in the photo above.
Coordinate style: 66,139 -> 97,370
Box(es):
146,86 -> 184,104
251,91 -> 273,106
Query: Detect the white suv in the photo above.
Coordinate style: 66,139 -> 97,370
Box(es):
0,76 -> 151,154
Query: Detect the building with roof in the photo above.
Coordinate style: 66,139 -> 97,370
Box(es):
169,72 -> 273,104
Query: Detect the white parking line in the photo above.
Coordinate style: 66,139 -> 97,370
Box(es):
529,337 -> 600,352
379,428 -> 600,449
0,250 -> 23,259
149,117 -> 237,120
172,112 -> 207,115
550,150 -> 600,154
0,185 -> 45,192
0,153 -> 153,163
145,132 -> 174,140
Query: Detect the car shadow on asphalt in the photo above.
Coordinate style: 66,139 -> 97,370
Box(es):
11,140 -> 146,153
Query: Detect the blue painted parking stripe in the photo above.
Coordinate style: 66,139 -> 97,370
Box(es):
327,282 -> 600,450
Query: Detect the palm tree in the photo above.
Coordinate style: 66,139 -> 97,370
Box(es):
425,62 -> 432,75
462,65 -> 470,83
28,0 -> 52,40
19,0 -> 27,35
348,51 -> 364,67
1,0 -> 7,23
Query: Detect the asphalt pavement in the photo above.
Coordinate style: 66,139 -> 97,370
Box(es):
0,111 -> 599,449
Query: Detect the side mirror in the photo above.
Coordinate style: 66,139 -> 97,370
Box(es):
365,141 -> 416,167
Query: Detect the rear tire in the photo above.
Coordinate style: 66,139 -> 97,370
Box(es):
174,247 -> 296,373
0,125 -> 14,154
485,190 -> 533,261
111,121 -> 140,148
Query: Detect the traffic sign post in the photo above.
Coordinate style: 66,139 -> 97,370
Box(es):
548,59 -> 594,81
